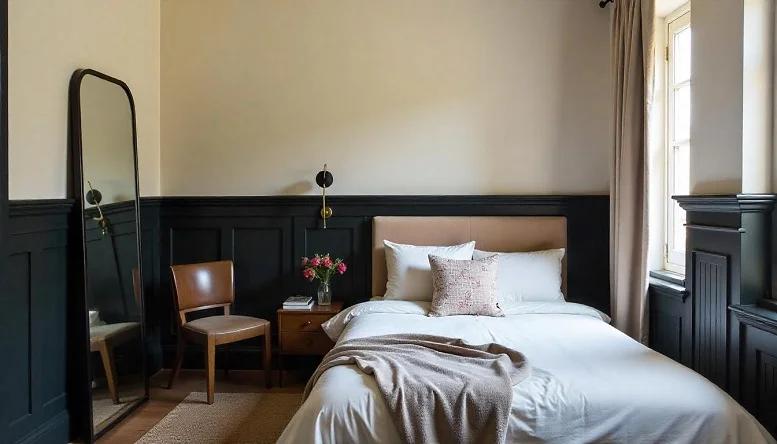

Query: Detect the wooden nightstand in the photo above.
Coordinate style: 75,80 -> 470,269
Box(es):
277,301 -> 343,386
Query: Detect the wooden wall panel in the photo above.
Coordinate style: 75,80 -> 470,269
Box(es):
2,195 -> 610,442
648,279 -> 691,367
692,251 -> 729,389
231,223 -> 291,326
741,322 -> 777,436
154,195 -> 610,370
675,194 -> 776,409
294,217 -> 368,305
2,201 -> 71,444
5,252 -> 32,430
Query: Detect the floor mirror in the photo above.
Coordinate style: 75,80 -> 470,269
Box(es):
69,69 -> 148,442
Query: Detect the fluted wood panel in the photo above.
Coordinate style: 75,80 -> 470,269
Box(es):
693,251 -> 728,389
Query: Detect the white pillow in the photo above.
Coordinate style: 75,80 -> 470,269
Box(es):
383,240 -> 476,301
472,248 -> 565,303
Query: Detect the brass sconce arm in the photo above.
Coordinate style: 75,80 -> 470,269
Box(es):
86,180 -> 111,236
316,164 -> 334,229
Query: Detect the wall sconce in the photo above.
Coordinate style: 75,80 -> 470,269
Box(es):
316,164 -> 333,229
86,180 -> 111,236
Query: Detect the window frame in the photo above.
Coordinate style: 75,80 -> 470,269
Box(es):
664,5 -> 691,273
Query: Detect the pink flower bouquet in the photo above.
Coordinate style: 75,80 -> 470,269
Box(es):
301,253 -> 347,285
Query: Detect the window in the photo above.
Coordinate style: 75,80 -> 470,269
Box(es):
664,6 -> 690,273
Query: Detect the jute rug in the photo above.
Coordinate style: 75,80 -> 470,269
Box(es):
135,392 -> 303,444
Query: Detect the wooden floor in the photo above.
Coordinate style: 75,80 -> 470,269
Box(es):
97,369 -> 305,444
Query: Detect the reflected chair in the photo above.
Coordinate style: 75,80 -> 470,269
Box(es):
167,260 -> 272,404
88,268 -> 143,404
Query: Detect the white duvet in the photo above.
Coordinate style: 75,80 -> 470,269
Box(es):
278,300 -> 775,444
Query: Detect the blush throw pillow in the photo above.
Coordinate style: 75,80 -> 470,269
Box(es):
383,240 -> 476,301
472,248 -> 565,303
428,254 -> 503,317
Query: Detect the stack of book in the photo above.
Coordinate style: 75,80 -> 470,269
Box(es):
282,295 -> 313,310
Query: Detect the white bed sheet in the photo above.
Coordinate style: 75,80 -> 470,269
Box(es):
278,300 -> 775,444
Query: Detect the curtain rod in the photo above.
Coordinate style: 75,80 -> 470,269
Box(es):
599,0 -> 613,7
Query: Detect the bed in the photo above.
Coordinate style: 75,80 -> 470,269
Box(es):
278,216 -> 775,444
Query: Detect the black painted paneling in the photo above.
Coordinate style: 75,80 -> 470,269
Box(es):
294,216 -> 368,306
154,195 -> 610,370
2,201 -> 71,444
2,198 -> 160,443
138,199 -> 162,374
676,194 -> 777,408
5,252 -> 31,428
648,279 -> 691,367
2,195 -> 610,440
232,224 -> 290,321
741,322 -> 777,436
693,251 -> 728,389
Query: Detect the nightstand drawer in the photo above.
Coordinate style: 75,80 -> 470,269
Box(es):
280,331 -> 333,354
280,314 -> 331,332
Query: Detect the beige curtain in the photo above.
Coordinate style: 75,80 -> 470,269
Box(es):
610,0 -> 655,343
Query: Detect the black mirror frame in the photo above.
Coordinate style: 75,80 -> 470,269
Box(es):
68,68 -> 148,443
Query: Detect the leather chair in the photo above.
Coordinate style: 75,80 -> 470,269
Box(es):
167,260 -> 272,404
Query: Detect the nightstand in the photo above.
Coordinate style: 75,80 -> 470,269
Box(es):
277,301 -> 343,387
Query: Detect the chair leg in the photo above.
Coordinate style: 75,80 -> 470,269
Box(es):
264,330 -> 272,389
224,344 -> 230,379
98,340 -> 120,404
167,334 -> 185,390
205,336 -> 216,404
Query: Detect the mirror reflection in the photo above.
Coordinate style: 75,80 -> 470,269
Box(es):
79,73 -> 146,434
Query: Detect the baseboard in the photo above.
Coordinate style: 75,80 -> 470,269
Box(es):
15,411 -> 69,444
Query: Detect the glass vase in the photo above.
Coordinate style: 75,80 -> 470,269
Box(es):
317,281 -> 332,306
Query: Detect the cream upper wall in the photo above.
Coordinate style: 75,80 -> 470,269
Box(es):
690,0 -> 744,194
161,0 -> 611,196
9,0 -> 160,199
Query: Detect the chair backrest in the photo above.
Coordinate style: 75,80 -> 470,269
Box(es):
169,260 -> 234,325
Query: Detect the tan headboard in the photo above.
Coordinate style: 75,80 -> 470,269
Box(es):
372,216 -> 567,296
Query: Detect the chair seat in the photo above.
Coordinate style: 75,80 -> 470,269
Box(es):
90,322 -> 140,341
183,315 -> 269,344
89,322 -> 140,351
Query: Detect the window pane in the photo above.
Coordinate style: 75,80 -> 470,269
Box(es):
674,26 -> 691,83
673,203 -> 686,252
673,144 -> 689,195
674,85 -> 690,141
672,144 -> 689,252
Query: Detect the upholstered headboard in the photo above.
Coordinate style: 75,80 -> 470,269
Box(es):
371,216 -> 567,297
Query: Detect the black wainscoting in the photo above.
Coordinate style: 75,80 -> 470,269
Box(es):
2,200 -> 72,444
153,195 -> 610,371
2,198 -> 160,443
674,194 -> 776,400
648,278 -> 691,367
3,195 -> 609,441
731,304 -> 777,436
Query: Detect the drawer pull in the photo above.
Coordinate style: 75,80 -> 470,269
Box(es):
304,321 -> 311,326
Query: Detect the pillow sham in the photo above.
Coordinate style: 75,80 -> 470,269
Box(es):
428,254 -> 503,317
472,248 -> 565,303
383,240 -> 476,301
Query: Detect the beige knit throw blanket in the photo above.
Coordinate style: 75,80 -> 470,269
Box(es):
303,334 -> 531,444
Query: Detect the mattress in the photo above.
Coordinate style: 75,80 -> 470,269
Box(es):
278,300 -> 775,444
